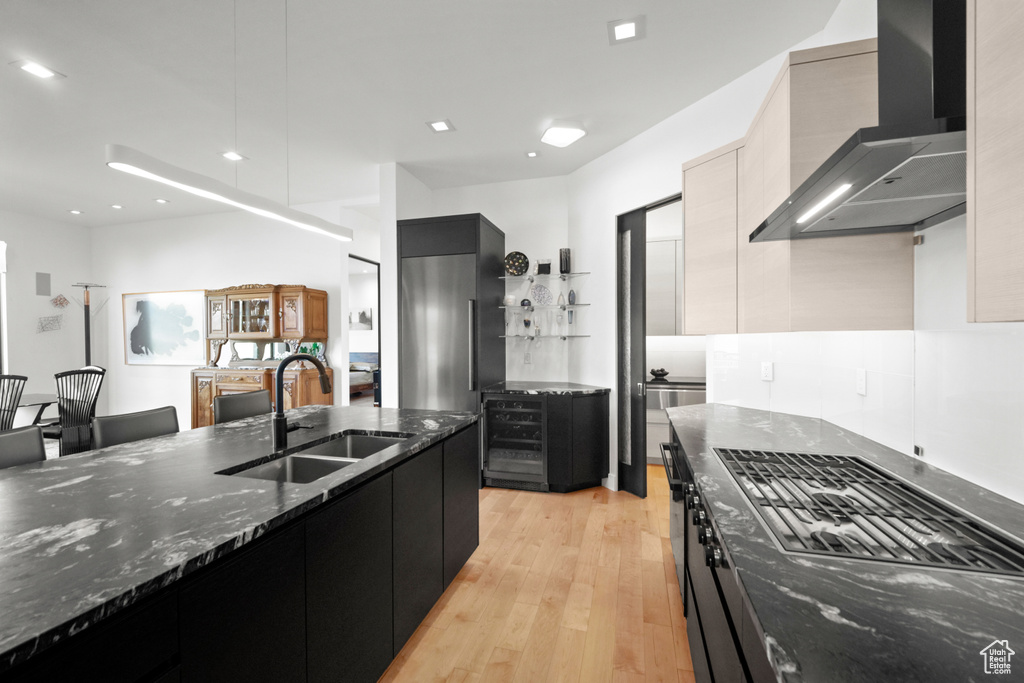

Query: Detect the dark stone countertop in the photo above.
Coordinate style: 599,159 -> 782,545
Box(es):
482,381 -> 610,396
666,403 -> 1024,683
0,405 -> 478,673
646,376 -> 706,387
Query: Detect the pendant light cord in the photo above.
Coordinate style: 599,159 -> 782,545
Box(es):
285,0 -> 290,208
233,0 -> 238,188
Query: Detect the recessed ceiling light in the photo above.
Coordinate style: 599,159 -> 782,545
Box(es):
155,198 -> 169,204
428,120 -> 454,133
222,151 -> 246,161
68,210 -> 82,215
9,60 -> 66,79
111,204 -> 123,209
526,152 -> 538,158
541,121 -> 587,148
607,16 -> 646,45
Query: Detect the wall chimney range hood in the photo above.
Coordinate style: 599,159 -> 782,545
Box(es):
750,0 -> 966,243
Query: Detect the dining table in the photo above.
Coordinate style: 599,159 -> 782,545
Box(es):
18,393 -> 58,425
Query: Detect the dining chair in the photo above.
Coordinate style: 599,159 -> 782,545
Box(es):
92,406 -> 179,449
42,367 -> 106,456
0,374 -> 28,432
0,425 -> 46,469
214,390 -> 272,424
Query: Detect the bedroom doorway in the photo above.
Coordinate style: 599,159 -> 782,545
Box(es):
348,255 -> 381,407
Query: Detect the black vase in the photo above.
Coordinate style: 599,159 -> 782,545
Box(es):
559,248 -> 571,274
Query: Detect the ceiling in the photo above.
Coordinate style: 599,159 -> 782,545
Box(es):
0,0 -> 841,230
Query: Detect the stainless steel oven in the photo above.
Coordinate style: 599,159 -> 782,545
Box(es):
646,383 -> 704,464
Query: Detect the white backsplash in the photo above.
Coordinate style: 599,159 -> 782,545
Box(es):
707,216 -> 1024,505
646,336 -> 707,378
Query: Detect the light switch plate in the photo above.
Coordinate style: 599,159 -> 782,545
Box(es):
856,368 -> 867,396
760,361 -> 773,381
524,352 -> 531,364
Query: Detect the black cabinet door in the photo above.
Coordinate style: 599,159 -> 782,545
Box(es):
0,592 -> 178,683
179,524 -> 306,683
572,393 -> 609,486
443,424 -> 480,587
307,472 -> 394,683
393,443 -> 444,654
546,395 -> 573,492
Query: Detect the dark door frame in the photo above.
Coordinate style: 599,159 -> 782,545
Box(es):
616,193 -> 682,498
348,254 -> 381,356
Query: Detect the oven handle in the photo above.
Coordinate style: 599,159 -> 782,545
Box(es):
660,442 -> 683,493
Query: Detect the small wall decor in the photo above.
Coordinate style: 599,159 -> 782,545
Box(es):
50,294 -> 70,309
350,307 -> 374,331
504,251 -> 529,276
37,315 -> 63,333
123,290 -> 205,365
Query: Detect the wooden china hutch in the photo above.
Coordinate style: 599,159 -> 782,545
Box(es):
190,284 -> 334,428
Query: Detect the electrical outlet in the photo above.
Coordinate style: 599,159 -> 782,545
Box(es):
913,445 -> 924,458
760,361 -> 773,381
524,352 -> 531,364
856,368 -> 867,396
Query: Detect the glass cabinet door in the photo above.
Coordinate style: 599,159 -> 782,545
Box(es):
482,395 -> 547,486
229,295 -> 276,337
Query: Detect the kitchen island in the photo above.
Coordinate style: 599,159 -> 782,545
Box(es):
666,404 -> 1024,682
0,405 -> 480,682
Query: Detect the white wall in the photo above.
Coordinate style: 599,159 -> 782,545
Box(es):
91,210 -> 348,424
348,271 -> 378,353
913,217 -> 1024,503
0,211 -> 93,399
563,24 -> 861,489
433,176 -> 570,381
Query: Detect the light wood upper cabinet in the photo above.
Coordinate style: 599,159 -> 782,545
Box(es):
967,0 -> 1024,322
731,38 -> 914,332
683,143 -> 741,335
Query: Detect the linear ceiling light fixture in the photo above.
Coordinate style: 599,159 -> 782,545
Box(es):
9,59 -> 66,79
541,121 -> 587,148
607,16 -> 646,45
105,144 -> 353,241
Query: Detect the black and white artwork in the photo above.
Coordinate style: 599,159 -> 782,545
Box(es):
350,307 -> 374,331
123,290 -> 205,365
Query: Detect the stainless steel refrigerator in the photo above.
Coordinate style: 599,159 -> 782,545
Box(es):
398,214 -> 505,412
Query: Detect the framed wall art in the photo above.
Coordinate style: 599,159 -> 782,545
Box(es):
123,290 -> 205,365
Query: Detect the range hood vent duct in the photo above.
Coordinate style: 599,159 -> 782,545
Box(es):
750,0 -> 966,242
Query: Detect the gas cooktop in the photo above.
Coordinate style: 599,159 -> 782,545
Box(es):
714,447 -> 1024,577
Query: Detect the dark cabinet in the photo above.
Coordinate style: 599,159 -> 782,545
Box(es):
2,423 -> 481,683
0,592 -> 178,683
179,524 -> 306,683
393,443 -> 444,653
443,424 -> 481,587
306,473 -> 394,683
483,391 -> 608,493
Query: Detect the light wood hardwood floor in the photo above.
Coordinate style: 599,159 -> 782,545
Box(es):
381,464 -> 695,683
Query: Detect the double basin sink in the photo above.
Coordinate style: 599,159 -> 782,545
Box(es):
228,432 -> 412,484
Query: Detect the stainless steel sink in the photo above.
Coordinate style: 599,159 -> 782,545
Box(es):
230,455 -> 358,484
296,433 -> 410,459
224,432 -> 412,485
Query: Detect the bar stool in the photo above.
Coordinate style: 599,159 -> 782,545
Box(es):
92,406 -> 179,449
214,390 -> 272,424
0,425 -> 46,469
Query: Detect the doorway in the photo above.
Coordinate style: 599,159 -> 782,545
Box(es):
616,193 -> 682,498
348,255 -> 380,407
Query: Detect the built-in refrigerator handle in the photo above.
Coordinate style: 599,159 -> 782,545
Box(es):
468,299 -> 476,391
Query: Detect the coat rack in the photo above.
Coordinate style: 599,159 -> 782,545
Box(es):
72,283 -> 105,366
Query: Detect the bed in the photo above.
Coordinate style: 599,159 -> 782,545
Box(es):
349,352 -> 379,398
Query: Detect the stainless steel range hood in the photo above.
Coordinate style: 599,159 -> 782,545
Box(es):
750,0 -> 966,242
